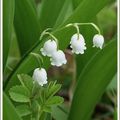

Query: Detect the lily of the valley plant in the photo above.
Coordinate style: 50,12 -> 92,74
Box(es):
9,22 -> 104,120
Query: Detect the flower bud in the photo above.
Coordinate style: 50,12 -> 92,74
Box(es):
93,34 -> 104,49
70,33 -> 86,54
40,40 -> 57,57
32,68 -> 47,86
50,50 -> 67,67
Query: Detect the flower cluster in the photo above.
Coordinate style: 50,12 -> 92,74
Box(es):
40,40 -> 67,67
70,33 -> 104,54
32,23 -> 104,87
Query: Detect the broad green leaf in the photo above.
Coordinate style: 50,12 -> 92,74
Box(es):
16,105 -> 31,117
63,0 -> 110,25
3,0 -> 15,69
5,0 -> 110,91
4,28 -> 21,82
52,106 -> 68,120
17,74 -> 34,92
14,0 -> 40,55
53,0 -> 73,28
9,85 -> 30,102
107,74 -> 117,90
29,0 -> 37,12
3,92 -> 22,120
39,0 -> 67,30
46,96 -> 64,106
72,0 -> 84,8
68,39 -> 117,120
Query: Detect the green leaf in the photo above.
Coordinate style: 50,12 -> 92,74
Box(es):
46,96 -> 64,106
53,0 -> 73,28
9,85 -> 30,102
14,0 -> 40,55
72,0 -> 84,8
43,106 -> 52,113
3,0 -> 15,69
31,100 -> 40,118
63,0 -> 110,25
29,0 -> 37,12
4,0 -> 110,92
31,82 -> 43,100
68,39 -> 117,120
17,74 -> 33,92
46,114 -> 52,120
107,74 -> 117,90
52,106 -> 68,120
114,107 -> 117,120
46,83 -> 62,98
39,0 -> 67,30
16,105 -> 31,117
3,92 -> 22,120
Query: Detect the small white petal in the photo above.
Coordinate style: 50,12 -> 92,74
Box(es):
32,68 -> 48,86
50,50 -> 67,67
70,33 -> 86,54
40,39 -> 57,57
93,34 -> 104,49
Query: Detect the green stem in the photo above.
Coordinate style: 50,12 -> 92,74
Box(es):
77,23 -> 101,34
39,108 -> 43,120
45,32 -> 58,44
39,28 -> 52,40
30,52 -> 43,68
65,23 -> 80,39
74,23 -> 80,39
36,106 -> 40,120
29,101 -> 32,120
66,22 -> 101,34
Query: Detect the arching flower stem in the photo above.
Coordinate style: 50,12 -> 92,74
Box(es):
65,22 -> 101,35
39,28 -> 52,40
73,23 -> 80,40
30,52 -> 43,69
40,31 -> 59,50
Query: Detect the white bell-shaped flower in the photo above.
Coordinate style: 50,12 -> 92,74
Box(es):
93,34 -> 104,49
32,68 -> 47,86
40,39 -> 57,57
50,50 -> 67,67
70,33 -> 87,54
